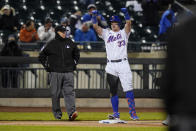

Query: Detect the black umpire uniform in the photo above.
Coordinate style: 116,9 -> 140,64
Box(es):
39,25 -> 80,120
161,16 -> 196,131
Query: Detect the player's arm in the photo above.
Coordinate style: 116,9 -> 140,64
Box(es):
121,8 -> 131,35
93,23 -> 103,36
92,10 -> 103,36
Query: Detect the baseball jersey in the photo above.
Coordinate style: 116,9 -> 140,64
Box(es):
99,28 -> 130,60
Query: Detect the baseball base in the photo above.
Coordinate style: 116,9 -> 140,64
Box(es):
99,119 -> 127,124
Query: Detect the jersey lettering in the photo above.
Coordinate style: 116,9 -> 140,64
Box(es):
107,34 -> 122,43
118,40 -> 125,47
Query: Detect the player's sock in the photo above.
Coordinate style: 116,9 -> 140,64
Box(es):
111,95 -> 119,113
126,91 -> 137,117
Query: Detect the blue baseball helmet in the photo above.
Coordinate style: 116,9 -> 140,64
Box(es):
110,15 -> 121,24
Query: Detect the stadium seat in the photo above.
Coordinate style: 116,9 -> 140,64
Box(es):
48,8 -> 64,22
16,7 -> 31,23
42,0 -> 57,9
1,0 -> 163,51
0,1 -> 6,8
7,0 -> 21,9
25,0 -> 40,10
33,9 -> 48,24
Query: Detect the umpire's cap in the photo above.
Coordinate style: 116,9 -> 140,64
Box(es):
110,15 -> 121,23
55,25 -> 67,33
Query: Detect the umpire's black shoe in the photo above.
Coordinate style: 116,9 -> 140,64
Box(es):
55,115 -> 61,120
54,112 -> 62,120
69,111 -> 78,121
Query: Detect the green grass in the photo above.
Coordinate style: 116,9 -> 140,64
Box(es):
0,112 -> 166,121
0,112 -> 167,131
0,125 -> 167,131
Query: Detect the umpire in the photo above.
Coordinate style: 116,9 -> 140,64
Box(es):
39,25 -> 80,121
161,16 -> 196,131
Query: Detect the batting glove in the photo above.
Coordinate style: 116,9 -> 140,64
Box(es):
92,10 -> 98,24
121,8 -> 130,20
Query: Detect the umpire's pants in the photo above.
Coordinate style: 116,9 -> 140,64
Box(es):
169,115 -> 196,131
49,72 -> 76,117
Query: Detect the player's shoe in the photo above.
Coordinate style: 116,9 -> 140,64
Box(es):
130,115 -> 139,120
162,119 -> 169,126
69,111 -> 78,121
162,116 -> 170,126
108,112 -> 120,120
130,111 -> 139,121
54,111 -> 62,120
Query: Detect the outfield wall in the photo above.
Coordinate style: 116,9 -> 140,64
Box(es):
0,98 -> 164,108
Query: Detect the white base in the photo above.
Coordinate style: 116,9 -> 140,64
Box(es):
99,119 -> 127,124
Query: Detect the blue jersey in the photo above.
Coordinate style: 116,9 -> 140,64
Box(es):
74,28 -> 97,44
159,9 -> 176,35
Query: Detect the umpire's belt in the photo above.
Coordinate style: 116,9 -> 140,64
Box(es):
107,58 -> 127,63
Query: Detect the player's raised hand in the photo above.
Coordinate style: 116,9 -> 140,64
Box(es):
120,8 -> 130,20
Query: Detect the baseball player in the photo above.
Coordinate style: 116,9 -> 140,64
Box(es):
92,8 -> 139,120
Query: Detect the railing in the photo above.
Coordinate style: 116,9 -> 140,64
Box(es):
175,1 -> 195,16
13,41 -> 167,52
0,67 -> 163,89
0,57 -> 165,98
